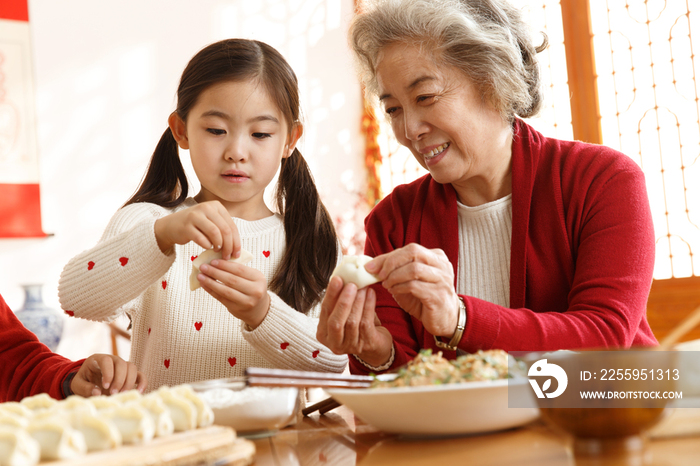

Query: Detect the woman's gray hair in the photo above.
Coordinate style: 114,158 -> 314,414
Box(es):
349,0 -> 548,120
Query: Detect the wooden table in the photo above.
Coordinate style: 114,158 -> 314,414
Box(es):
249,406 -> 700,466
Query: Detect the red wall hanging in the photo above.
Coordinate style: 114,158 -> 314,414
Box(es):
0,0 -> 47,237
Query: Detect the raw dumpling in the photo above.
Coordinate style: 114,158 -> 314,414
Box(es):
111,390 -> 141,404
27,410 -> 61,423
88,396 -> 120,412
19,394 -> 56,412
70,413 -> 122,452
0,414 -> 28,430
189,248 -> 254,291
0,427 -> 40,466
57,396 -> 96,416
330,255 -> 380,289
102,406 -> 155,445
150,388 -> 197,432
0,404 -> 31,419
26,418 -> 87,461
172,385 -> 214,427
127,396 -> 174,437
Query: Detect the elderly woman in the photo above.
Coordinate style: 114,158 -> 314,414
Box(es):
317,0 -> 657,374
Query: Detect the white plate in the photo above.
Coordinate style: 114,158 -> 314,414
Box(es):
326,378 -> 539,437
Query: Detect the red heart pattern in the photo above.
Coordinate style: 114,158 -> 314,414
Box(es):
65,310 -> 75,317
79,249 -> 331,372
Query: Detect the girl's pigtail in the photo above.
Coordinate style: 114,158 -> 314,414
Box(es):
124,127 -> 189,207
270,148 -> 339,314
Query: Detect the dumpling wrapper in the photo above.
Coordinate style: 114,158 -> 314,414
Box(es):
150,388 -> 197,432
28,410 -> 63,423
127,397 -> 174,437
172,385 -> 214,428
88,396 -> 120,412
0,404 -> 31,419
19,394 -> 56,412
0,414 -> 28,430
57,396 -> 97,416
102,406 -> 155,445
189,248 -> 254,291
330,255 -> 380,289
70,413 -> 122,452
0,427 -> 40,466
26,418 -> 87,461
111,389 -> 142,404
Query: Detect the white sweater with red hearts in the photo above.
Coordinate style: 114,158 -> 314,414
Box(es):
58,198 -> 347,391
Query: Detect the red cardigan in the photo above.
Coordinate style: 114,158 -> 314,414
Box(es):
352,120 -> 657,374
0,294 -> 83,401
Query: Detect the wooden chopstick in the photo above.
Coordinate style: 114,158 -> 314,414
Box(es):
193,369 -> 375,392
246,368 -> 364,416
246,376 -> 371,389
302,397 -> 341,416
318,399 -> 341,414
245,367 -> 374,382
244,367 -> 374,389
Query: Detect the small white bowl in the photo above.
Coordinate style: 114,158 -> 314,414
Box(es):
191,381 -> 298,435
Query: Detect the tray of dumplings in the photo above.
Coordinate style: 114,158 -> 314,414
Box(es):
0,385 -> 255,466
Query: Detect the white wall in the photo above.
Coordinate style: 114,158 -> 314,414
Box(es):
0,0 -> 366,360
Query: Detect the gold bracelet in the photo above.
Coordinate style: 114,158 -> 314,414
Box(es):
434,296 -> 467,351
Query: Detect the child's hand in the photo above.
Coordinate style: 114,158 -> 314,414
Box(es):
154,201 -> 241,260
198,260 -> 270,328
70,353 -> 147,397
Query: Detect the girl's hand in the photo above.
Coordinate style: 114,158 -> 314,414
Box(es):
198,260 -> 270,328
70,354 -> 147,397
366,243 -> 460,338
154,201 -> 241,260
317,276 -> 393,366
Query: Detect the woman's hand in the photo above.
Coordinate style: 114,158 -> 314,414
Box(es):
366,243 -> 460,338
154,201 -> 241,260
317,276 -> 393,366
198,260 -> 270,329
70,354 -> 147,397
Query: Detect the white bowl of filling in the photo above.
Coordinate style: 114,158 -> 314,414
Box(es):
190,382 -> 299,436
326,350 -> 539,437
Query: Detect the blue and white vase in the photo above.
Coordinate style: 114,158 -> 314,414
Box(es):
15,284 -> 64,351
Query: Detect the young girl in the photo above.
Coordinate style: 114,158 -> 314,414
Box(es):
58,39 -> 347,390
